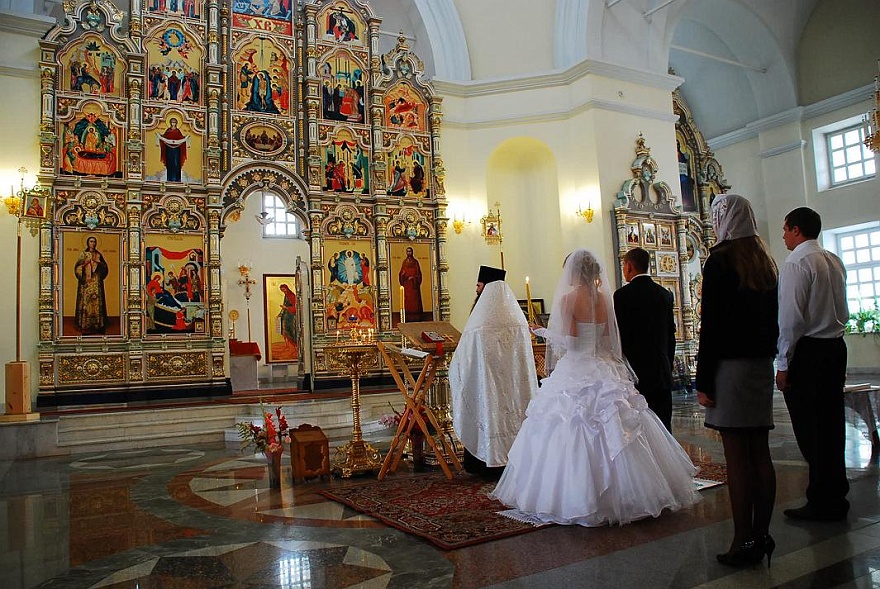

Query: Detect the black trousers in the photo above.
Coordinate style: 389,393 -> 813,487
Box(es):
783,336 -> 849,510
638,386 -> 673,433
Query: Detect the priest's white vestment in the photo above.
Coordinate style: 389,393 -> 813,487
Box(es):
449,281 -> 538,467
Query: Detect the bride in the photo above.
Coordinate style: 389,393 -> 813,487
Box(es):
490,249 -> 700,526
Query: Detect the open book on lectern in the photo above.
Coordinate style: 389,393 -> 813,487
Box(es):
396,321 -> 461,353
382,342 -> 429,359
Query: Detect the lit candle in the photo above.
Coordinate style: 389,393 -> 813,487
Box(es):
525,276 -> 535,322
399,285 -> 406,324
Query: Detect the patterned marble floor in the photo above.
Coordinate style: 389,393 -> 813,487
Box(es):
1,391 -> 879,589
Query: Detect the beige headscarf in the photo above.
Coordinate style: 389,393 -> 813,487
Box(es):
711,193 -> 758,243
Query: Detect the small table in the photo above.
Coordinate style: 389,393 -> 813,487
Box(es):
844,384 -> 880,455
229,339 -> 261,392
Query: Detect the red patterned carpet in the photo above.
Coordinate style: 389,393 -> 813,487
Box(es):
695,460 -> 727,489
319,473 -> 546,550
319,463 -> 726,550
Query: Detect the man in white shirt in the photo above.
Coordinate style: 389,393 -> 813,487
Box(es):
776,207 -> 850,522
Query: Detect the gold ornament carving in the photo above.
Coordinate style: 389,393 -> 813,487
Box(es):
58,355 -> 126,383
146,352 -> 208,379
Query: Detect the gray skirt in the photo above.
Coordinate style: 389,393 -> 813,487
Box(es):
704,357 -> 775,430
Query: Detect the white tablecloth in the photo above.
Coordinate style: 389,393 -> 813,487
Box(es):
844,386 -> 880,442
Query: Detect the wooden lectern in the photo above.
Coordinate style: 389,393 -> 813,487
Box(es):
377,321 -> 463,480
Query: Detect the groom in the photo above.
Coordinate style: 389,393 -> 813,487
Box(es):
613,247 -> 676,431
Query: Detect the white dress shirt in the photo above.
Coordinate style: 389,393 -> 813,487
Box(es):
776,239 -> 848,371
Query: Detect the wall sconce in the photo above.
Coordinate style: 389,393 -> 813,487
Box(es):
450,214 -> 472,234
577,204 -> 595,223
4,166 -> 28,216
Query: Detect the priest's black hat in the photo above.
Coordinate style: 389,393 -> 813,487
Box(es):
477,265 -> 506,284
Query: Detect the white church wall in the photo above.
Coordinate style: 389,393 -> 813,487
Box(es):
438,68 -> 683,327
0,31 -> 42,411
716,98 -> 879,268
800,102 -> 880,236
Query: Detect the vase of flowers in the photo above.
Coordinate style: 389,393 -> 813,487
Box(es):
236,404 -> 291,489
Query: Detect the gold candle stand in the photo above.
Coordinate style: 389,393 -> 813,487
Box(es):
325,342 -> 382,477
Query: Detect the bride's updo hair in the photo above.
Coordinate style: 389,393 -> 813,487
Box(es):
567,249 -> 602,287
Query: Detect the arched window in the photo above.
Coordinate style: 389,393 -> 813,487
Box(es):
261,191 -> 302,239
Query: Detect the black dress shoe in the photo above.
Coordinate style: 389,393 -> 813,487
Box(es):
783,504 -> 847,522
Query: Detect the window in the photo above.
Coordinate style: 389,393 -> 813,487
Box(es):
826,124 -> 875,186
832,223 -> 880,313
261,192 -> 302,238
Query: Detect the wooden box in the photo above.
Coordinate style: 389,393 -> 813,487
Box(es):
290,424 -> 330,483
5,361 -> 30,414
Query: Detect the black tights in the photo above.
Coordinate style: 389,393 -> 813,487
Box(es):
720,429 -> 776,549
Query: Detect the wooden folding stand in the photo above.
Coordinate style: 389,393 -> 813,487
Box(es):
377,341 -> 462,480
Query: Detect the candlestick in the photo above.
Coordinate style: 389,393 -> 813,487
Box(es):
399,285 -> 406,324
525,276 -> 536,324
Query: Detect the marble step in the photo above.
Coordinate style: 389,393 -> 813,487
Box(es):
55,392 -> 406,455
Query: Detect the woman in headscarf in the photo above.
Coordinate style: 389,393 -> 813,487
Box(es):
490,249 -> 699,527
696,194 -> 779,567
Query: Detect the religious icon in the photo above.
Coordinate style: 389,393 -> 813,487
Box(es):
659,224 -> 673,247
264,274 -> 300,363
625,222 -> 640,245
22,195 -> 48,219
642,222 -> 657,246
144,238 -> 206,334
324,241 -> 375,332
389,241 -> 433,326
61,231 -> 122,337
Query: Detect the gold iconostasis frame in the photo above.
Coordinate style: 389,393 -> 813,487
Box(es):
613,94 -> 730,391
32,0 -> 450,404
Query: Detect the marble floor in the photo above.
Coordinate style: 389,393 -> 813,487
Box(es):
1,391 -> 879,589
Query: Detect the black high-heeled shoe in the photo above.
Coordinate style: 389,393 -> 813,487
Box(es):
756,534 -> 776,568
716,539 -> 762,567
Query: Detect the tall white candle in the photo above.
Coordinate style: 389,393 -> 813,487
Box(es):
399,285 -> 406,323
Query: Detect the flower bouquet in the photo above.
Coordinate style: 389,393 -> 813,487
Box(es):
237,405 -> 291,453
236,404 -> 291,488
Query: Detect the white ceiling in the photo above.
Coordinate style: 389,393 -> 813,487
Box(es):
369,0 -> 828,140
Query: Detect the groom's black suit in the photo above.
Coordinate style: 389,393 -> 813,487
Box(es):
613,275 -> 676,431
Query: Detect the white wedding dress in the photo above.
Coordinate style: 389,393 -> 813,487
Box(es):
490,322 -> 700,527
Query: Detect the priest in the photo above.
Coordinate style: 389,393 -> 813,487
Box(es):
449,265 -> 538,478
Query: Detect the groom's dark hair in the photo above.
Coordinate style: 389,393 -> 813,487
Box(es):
623,248 -> 650,273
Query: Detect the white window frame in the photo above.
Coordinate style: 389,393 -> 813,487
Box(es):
825,221 -> 880,314
261,192 -> 302,239
812,114 -> 877,192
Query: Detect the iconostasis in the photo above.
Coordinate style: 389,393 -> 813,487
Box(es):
33,0 -> 448,405
613,105 -> 730,391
